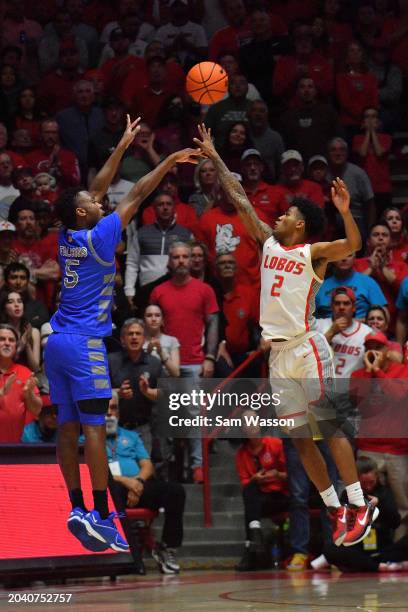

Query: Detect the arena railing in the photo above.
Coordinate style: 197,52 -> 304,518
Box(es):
201,349 -> 267,527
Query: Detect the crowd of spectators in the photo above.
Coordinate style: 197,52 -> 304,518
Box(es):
1,0 -> 408,575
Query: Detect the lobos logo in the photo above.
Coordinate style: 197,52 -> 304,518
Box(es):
263,255 -> 305,276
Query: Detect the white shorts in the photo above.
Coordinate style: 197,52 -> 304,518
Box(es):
268,331 -> 337,430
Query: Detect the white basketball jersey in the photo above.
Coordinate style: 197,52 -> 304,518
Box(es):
261,236 -> 322,340
315,319 -> 372,378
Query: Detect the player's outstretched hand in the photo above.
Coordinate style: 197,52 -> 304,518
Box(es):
119,114 -> 141,150
173,147 -> 202,164
331,177 -> 350,214
193,124 -> 217,159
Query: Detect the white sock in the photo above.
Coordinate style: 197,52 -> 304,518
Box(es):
249,520 -> 261,529
320,485 -> 341,508
346,482 -> 365,507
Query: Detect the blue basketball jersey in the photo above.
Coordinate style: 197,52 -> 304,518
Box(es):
50,212 -> 122,337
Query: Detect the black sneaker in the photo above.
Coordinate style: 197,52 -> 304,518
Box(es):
152,544 -> 180,574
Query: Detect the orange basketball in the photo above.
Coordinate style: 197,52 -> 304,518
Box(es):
186,62 -> 228,105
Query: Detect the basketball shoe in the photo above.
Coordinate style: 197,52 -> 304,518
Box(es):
328,505 -> 348,546
342,500 -> 379,546
81,509 -> 129,552
67,508 -> 109,552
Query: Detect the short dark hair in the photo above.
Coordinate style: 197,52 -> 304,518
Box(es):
8,198 -> 36,224
54,187 -> 84,228
4,262 -> 29,282
368,222 -> 390,236
291,196 -> 326,239
356,456 -> 378,475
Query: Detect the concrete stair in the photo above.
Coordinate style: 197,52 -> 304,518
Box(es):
152,440 -> 245,563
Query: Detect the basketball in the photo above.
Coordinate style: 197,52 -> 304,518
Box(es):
186,62 -> 228,105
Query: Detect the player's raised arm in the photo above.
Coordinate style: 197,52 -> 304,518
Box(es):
115,148 -> 201,228
89,114 -> 141,202
311,178 -> 362,262
194,124 -> 273,246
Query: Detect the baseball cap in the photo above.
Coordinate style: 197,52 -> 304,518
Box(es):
241,148 -> 262,162
331,286 -> 356,303
0,221 -> 16,233
281,150 -> 303,164
308,155 -> 328,167
364,331 -> 389,347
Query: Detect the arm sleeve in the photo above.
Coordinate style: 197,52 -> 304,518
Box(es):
89,212 -> 122,263
124,232 -> 140,297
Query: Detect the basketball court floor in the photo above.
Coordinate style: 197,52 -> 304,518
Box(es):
1,570 -> 408,611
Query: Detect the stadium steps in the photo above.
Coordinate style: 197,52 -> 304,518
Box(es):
151,440 -> 246,565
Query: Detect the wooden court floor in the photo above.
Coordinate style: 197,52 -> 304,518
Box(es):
1,570 -> 408,611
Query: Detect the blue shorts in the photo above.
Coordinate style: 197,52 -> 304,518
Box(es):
44,332 -> 112,425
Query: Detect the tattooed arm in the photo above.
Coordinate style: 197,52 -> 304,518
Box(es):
194,124 -> 273,246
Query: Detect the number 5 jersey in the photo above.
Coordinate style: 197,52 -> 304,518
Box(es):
50,212 -> 122,337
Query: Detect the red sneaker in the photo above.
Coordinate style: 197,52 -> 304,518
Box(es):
342,501 -> 379,547
328,505 -> 347,546
193,467 -> 204,484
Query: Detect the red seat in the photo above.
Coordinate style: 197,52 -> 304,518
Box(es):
125,508 -> 158,553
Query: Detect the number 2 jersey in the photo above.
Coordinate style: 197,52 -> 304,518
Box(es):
50,212 -> 122,337
260,235 -> 322,340
315,319 -> 372,378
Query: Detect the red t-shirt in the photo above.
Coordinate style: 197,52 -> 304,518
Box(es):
354,255 -> 408,323
119,62 -> 185,117
11,236 -> 58,308
194,207 -> 261,288
236,437 -> 288,494
142,201 -> 198,235
100,55 -> 145,95
244,181 -> 281,227
5,150 -> 26,168
25,148 -> 81,188
209,23 -> 253,61
326,21 -> 353,63
352,133 -> 392,194
351,363 -> 408,454
0,363 -> 39,443
37,70 -> 83,115
273,180 -> 325,214
150,277 -> 219,365
336,72 -> 379,126
271,0 -> 317,25
273,52 -> 334,103
393,240 -> 408,263
223,284 -> 259,354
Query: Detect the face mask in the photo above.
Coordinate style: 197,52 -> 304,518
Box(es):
105,415 -> 118,435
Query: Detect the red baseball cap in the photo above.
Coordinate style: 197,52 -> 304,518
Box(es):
331,286 -> 356,303
364,331 -> 389,347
